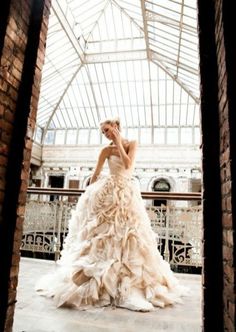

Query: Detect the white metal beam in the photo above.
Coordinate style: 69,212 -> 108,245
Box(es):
140,0 -> 151,60
42,64 -> 83,144
151,50 -> 199,76
52,0 -> 84,63
151,53 -> 199,103
112,0 -> 144,34
146,9 -> 197,35
176,0 -> 184,77
84,49 -> 147,63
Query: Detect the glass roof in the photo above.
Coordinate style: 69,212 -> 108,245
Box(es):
36,0 -> 200,146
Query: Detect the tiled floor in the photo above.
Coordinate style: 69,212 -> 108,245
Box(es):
13,257 -> 202,332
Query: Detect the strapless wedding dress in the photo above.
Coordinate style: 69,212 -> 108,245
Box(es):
35,156 -> 188,311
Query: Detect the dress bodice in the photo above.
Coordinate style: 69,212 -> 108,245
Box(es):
108,155 -> 134,178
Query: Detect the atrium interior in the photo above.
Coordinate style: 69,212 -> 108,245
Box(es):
30,0 -> 201,197
1,0 -> 235,331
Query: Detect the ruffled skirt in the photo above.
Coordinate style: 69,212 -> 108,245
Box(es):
35,175 -> 188,311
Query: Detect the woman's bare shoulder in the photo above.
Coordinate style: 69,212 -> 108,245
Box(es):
100,145 -> 113,157
127,140 -> 138,148
123,139 -> 137,154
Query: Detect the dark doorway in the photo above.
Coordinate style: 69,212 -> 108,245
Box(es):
48,175 -> 64,201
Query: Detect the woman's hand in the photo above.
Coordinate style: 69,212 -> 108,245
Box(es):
111,127 -> 122,146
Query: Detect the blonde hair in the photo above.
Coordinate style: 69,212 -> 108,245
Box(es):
99,118 -> 121,131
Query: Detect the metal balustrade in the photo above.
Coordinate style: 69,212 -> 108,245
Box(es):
21,187 -> 202,271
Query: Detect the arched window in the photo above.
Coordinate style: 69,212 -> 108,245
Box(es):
153,179 -> 171,192
152,178 -> 170,207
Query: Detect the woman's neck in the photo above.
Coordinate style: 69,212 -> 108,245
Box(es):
111,138 -> 128,146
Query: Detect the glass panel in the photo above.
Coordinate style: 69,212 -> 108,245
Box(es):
159,105 -> 166,126
154,127 -> 165,144
78,129 -> 89,144
181,127 -> 192,144
66,130 -> 77,144
167,128 -> 178,144
140,128 -> 151,144
44,131 -> 55,145
153,179 -> 170,191
127,128 -> 139,141
34,127 -> 42,143
90,129 -> 100,144
173,105 -> 180,125
55,130 -> 65,144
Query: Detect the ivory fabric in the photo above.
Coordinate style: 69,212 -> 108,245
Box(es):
36,156 -> 188,311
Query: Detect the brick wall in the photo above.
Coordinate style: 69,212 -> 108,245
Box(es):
198,0 -> 224,330
0,1 -> 51,331
215,1 -> 235,331
198,0 -> 235,330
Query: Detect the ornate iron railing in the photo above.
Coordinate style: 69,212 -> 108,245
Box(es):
146,205 -> 202,268
21,188 -> 202,270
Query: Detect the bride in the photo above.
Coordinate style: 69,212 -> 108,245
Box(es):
36,118 -> 187,311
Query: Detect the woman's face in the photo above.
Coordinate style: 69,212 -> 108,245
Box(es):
101,123 -> 115,140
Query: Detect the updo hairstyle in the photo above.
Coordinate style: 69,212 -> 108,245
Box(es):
100,118 -> 121,131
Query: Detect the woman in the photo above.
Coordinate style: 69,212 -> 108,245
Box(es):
36,118 -> 187,311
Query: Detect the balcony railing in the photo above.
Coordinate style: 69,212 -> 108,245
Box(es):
22,187 -> 202,272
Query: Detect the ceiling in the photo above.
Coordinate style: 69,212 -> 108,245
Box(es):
35,0 -> 200,146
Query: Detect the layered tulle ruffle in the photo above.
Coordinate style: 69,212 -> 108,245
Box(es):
36,174 -> 187,311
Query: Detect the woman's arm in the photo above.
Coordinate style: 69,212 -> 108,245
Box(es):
112,128 -> 137,169
89,147 -> 109,184
117,140 -> 137,169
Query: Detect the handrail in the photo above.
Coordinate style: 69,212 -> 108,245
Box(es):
27,187 -> 201,201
